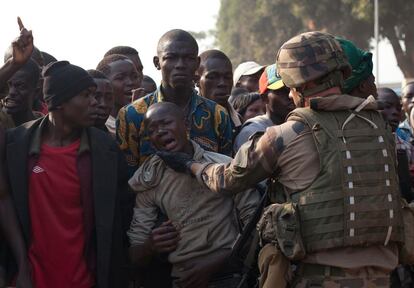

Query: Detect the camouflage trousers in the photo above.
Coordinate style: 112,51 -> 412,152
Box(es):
258,244 -> 291,288
293,265 -> 390,288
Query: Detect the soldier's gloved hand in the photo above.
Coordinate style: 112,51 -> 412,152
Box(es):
157,151 -> 194,174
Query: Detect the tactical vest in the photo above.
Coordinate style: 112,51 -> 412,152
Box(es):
287,106 -> 404,253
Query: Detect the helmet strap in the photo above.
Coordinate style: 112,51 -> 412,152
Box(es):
302,70 -> 344,97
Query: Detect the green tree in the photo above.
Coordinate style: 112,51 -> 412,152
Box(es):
348,0 -> 414,79
216,0 -> 414,79
216,0 -> 302,67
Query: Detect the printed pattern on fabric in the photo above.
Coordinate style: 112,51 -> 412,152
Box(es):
396,120 -> 414,164
116,87 -> 233,176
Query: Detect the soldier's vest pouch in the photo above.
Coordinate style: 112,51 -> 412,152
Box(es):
288,105 -> 404,253
400,200 -> 414,264
257,202 -> 306,261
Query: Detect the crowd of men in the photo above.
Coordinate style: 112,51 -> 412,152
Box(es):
0,16 -> 414,288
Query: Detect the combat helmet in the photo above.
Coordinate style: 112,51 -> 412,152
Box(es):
276,31 -> 351,97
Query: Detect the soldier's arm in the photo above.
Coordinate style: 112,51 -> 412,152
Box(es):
158,121 -> 305,195
192,127 -> 282,195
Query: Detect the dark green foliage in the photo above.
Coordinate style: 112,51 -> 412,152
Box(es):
216,0 -> 414,78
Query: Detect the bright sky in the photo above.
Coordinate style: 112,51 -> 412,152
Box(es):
0,0 -> 404,86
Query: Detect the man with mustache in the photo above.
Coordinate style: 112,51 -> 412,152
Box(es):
0,17 -> 36,130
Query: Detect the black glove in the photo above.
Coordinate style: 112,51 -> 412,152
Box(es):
156,151 -> 194,173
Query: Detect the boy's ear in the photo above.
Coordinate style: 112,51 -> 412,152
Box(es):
195,56 -> 201,70
194,73 -> 200,88
153,56 -> 161,70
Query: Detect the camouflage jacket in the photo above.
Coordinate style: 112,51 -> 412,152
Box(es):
196,94 -> 399,271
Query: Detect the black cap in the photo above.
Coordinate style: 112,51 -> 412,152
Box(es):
43,61 -> 96,110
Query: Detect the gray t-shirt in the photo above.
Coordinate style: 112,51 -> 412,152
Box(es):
233,114 -> 274,153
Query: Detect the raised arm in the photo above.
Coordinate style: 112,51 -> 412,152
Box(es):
0,17 -> 34,93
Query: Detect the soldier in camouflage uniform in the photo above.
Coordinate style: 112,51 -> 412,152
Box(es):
158,31 -> 409,287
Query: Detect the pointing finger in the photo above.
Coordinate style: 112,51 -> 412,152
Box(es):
17,16 -> 24,31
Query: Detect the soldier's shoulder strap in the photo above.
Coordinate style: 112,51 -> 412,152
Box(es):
287,108 -> 336,139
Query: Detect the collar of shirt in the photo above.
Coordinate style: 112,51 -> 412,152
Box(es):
29,116 -> 90,156
105,115 -> 116,135
226,102 -> 242,128
309,94 -> 379,111
156,86 -> 203,116
398,118 -> 412,131
397,119 -> 413,142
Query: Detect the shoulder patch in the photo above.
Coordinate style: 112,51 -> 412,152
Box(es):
275,136 -> 284,152
292,121 -> 305,134
129,155 -> 166,192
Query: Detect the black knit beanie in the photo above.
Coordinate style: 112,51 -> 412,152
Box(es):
42,61 -> 96,110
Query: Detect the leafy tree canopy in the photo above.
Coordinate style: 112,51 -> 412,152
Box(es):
216,0 -> 414,79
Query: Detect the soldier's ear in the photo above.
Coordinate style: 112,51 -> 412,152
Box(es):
359,78 -> 372,94
342,66 -> 352,80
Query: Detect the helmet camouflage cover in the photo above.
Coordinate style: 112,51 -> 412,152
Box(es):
276,31 -> 351,89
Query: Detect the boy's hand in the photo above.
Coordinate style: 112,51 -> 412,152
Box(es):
176,251 -> 230,288
150,220 -> 180,253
